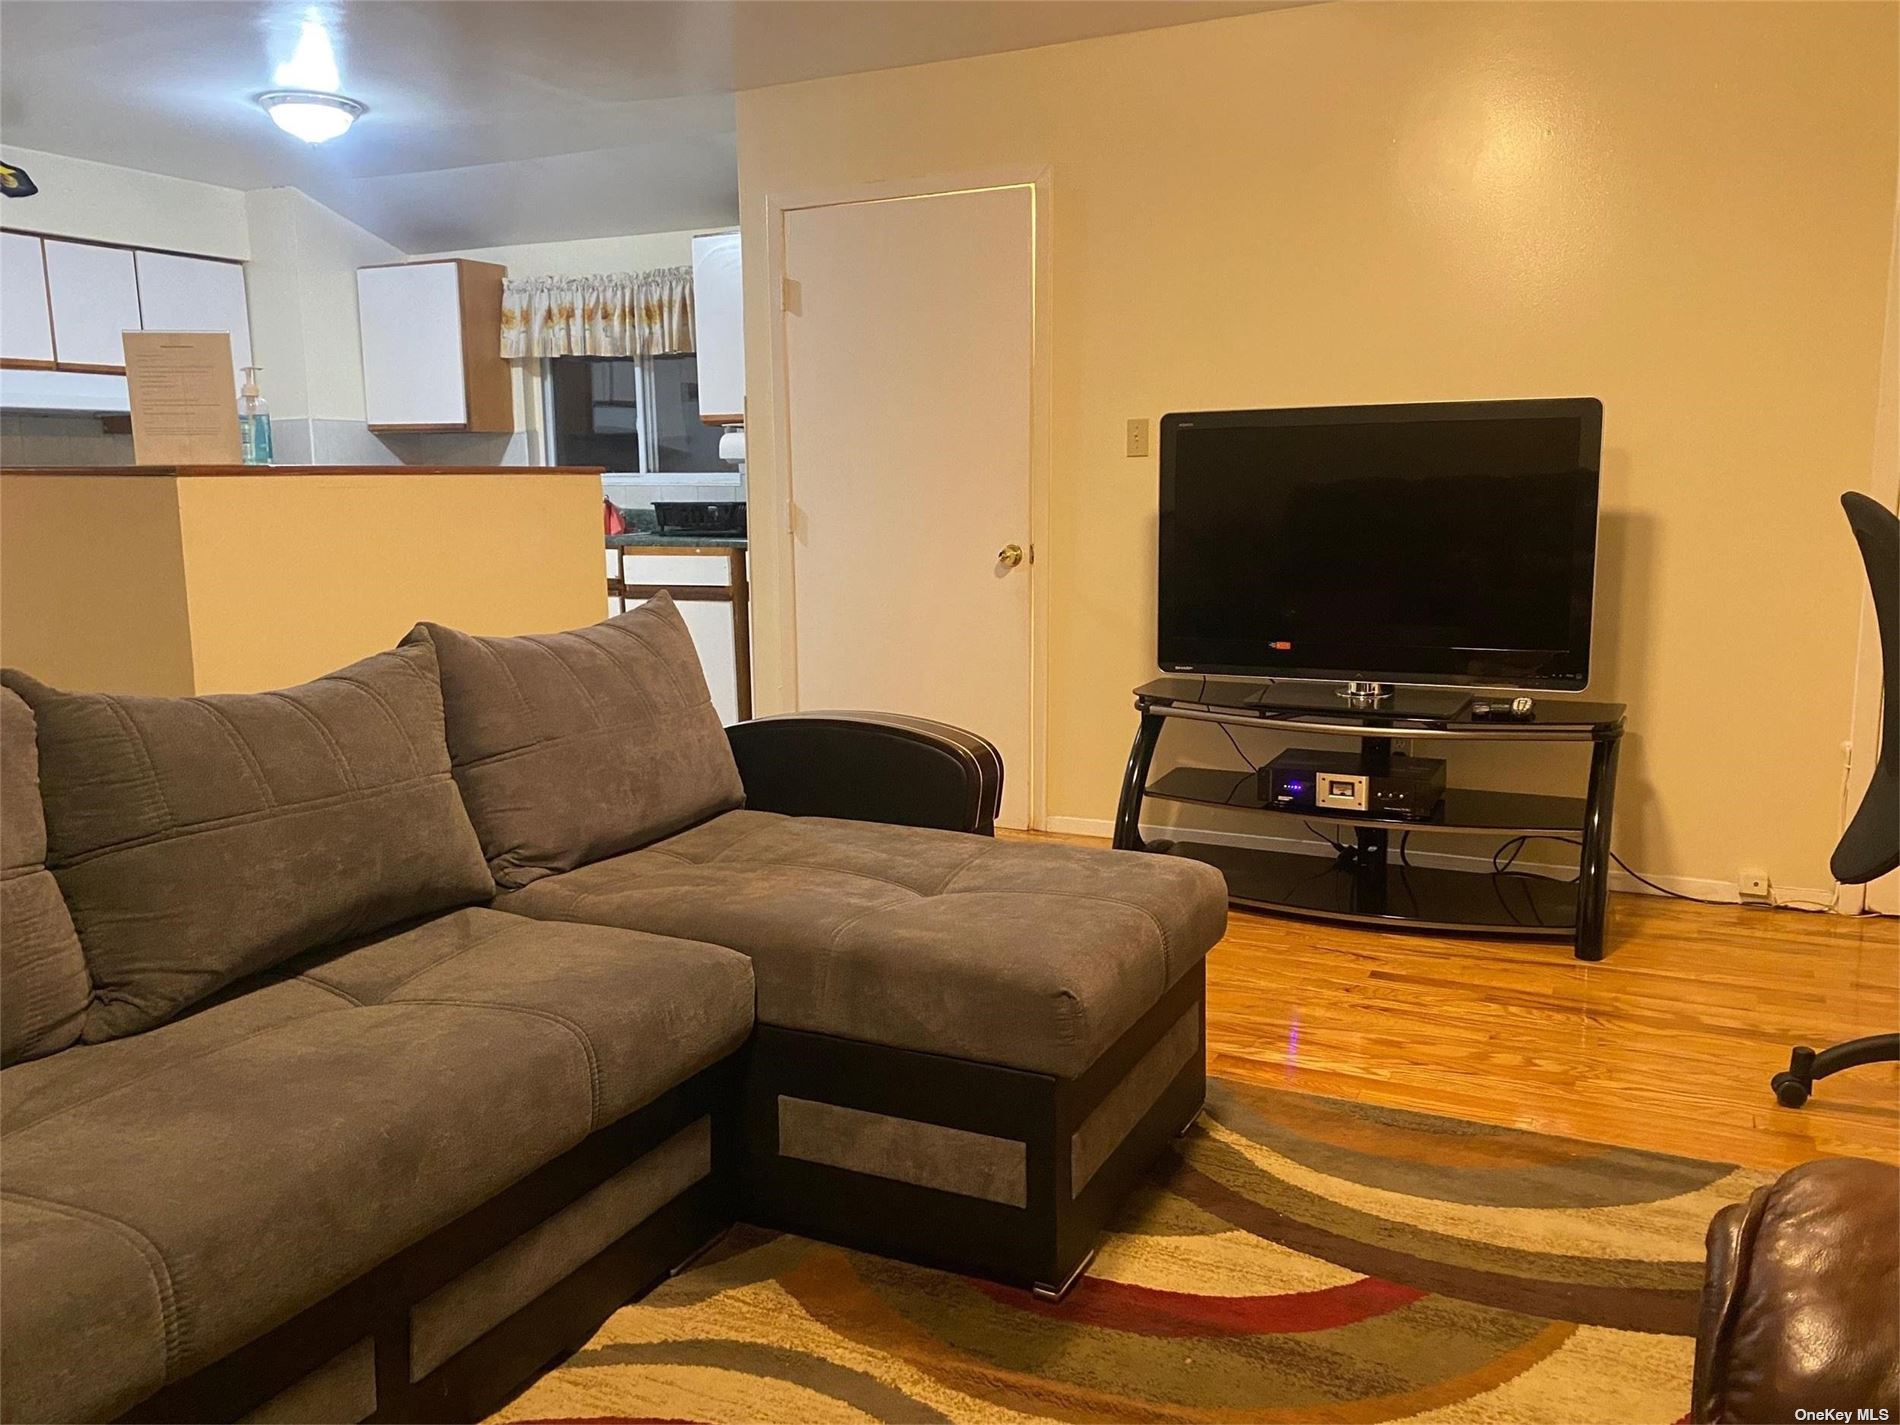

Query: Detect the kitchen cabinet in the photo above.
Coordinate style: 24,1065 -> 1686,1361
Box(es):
690,232 -> 744,425
356,259 -> 512,433
42,239 -> 141,370
607,544 -> 750,724
134,250 -> 251,393
1,232 -> 253,412
0,232 -> 53,366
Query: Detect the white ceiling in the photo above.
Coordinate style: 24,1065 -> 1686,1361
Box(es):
0,0 -> 1288,252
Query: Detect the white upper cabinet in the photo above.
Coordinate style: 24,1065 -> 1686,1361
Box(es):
358,263 -> 466,427
42,239 -> 141,369
135,250 -> 252,393
356,260 -> 512,432
691,232 -> 744,424
1,233 -> 253,413
0,233 -> 54,365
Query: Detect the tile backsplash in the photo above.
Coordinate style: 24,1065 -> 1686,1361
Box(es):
1,413 -> 134,467
0,413 -> 532,469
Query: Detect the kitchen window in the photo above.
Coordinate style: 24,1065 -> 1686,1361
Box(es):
545,354 -> 725,475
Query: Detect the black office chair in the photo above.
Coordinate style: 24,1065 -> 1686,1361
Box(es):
1771,491 -> 1900,1108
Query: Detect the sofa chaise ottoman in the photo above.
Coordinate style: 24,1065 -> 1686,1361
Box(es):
0,592 -> 1227,1423
502,809 -> 1217,1295
411,599 -> 1227,1300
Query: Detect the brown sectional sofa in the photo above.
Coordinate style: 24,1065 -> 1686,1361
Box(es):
0,593 -> 1226,1423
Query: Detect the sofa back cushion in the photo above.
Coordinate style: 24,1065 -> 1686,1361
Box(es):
406,593 -> 744,889
2,644 -> 495,1042
1,688 -> 90,1065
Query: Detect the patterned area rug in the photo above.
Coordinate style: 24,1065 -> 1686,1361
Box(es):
490,1079 -> 1769,1424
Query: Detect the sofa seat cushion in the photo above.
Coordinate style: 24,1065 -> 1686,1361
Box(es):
406,594 -> 745,892
0,908 -> 752,1424
499,812 -> 1227,1079
2,645 -> 497,1043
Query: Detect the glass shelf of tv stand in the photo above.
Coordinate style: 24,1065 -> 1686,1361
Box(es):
1142,766 -> 1587,836
1117,677 -> 1626,956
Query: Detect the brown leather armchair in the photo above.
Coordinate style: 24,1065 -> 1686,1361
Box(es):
1694,1157 -> 1899,1422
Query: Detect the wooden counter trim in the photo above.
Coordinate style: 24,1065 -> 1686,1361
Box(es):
1,466 -> 608,477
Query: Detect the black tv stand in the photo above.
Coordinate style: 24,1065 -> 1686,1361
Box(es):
1240,681 -> 1472,720
1114,677 -> 1627,960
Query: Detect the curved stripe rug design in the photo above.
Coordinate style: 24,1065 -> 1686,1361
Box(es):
489,1079 -> 1770,1425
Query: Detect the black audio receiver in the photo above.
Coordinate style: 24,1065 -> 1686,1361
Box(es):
1260,748 -> 1447,821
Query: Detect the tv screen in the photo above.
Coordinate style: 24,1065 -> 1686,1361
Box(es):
1158,399 -> 1602,690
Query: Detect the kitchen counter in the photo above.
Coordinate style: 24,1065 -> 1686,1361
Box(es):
2,465 -> 607,695
608,530 -> 748,549
608,505 -> 746,549
606,533 -> 751,721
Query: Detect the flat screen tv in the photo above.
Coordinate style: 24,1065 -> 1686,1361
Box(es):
1158,398 -> 1602,691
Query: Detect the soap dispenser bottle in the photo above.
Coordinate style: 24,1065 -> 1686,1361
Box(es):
239,366 -> 274,465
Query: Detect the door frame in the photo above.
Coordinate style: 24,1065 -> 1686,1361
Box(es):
762,168 -> 1054,830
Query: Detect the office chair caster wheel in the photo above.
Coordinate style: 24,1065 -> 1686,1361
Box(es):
1770,1072 -> 1810,1108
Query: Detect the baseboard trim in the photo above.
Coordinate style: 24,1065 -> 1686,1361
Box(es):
1049,815 -> 1835,909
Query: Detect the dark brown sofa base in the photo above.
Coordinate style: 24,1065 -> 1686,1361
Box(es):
739,964 -> 1207,1295
116,1058 -> 738,1425
106,966 -> 1205,1424
100,982 -> 1209,1423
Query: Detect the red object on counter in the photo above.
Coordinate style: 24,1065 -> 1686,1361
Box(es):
603,499 -> 628,537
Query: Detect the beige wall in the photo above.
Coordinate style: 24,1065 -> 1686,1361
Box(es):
1847,202 -> 1899,914
737,1 -> 1899,895
1,473 -> 605,695
244,187 -> 406,424
0,475 -> 196,694
0,147 -> 249,259
414,230 -> 699,278
175,473 -> 606,691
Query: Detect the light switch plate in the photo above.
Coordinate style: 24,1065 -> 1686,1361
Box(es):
1126,417 -> 1150,458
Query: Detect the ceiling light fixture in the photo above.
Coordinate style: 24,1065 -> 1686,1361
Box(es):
258,89 -> 365,144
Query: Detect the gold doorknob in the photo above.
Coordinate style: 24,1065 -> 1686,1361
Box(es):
997,543 -> 1025,569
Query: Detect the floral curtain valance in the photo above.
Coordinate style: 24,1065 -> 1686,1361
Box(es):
500,266 -> 694,360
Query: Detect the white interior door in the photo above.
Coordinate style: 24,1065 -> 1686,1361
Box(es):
782,185 -> 1034,828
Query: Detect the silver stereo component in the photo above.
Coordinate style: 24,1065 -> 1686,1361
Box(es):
1314,771 -> 1369,812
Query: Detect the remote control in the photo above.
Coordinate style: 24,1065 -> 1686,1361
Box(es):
1471,696 -> 1536,721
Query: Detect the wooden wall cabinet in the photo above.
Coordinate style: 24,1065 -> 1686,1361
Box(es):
690,232 -> 744,426
357,260 -> 512,434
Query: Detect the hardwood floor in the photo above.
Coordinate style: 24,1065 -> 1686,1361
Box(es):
1019,831 -> 1899,1171
1204,891 -> 1897,1172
